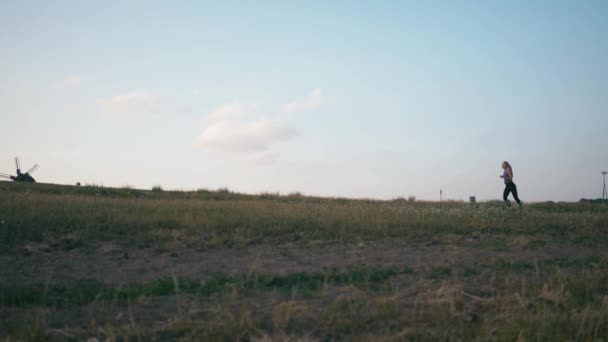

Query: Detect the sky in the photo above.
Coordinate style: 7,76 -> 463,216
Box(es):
0,1 -> 606,201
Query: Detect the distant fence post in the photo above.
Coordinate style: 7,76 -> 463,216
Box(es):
469,196 -> 476,203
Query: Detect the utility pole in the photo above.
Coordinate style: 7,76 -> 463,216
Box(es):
602,171 -> 607,201
440,189 -> 442,202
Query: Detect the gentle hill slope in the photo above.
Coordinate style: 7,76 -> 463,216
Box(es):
1,181 -> 608,340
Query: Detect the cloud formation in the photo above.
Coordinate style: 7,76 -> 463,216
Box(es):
100,91 -> 165,115
194,89 -> 322,163
206,103 -> 256,123
194,112 -> 296,153
281,88 -> 322,115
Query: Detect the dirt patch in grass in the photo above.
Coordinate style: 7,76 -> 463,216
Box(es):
1,240 -> 600,286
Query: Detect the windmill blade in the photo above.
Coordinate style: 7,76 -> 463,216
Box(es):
15,157 -> 20,171
27,164 -> 39,174
0,172 -> 12,179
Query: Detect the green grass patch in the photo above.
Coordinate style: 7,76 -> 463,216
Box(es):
0,266 -> 407,307
2,181 -> 608,250
426,267 -> 452,280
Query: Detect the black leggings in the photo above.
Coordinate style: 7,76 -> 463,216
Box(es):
503,182 -> 521,205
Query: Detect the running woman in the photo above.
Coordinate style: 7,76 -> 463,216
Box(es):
501,161 -> 522,207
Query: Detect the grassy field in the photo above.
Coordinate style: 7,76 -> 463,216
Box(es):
1,181 -> 608,340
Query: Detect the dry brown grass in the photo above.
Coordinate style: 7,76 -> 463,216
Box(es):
1,181 -> 608,340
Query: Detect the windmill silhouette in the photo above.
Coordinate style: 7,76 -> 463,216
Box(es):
0,157 -> 39,182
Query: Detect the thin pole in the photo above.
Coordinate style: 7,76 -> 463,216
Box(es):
603,171 -> 607,201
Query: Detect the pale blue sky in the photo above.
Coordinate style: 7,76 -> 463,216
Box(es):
1,1 -> 606,201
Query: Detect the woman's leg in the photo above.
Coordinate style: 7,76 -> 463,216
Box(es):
511,183 -> 522,206
503,185 -> 511,205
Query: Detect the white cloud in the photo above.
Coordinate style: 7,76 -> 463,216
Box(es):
100,91 -> 165,115
194,89 -> 321,163
194,116 -> 296,153
281,88 -> 322,115
192,88 -> 201,96
205,103 -> 256,123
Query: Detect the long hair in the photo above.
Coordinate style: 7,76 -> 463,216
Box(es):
503,161 -> 512,172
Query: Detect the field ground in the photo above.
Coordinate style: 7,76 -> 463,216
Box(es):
1,182 -> 608,341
